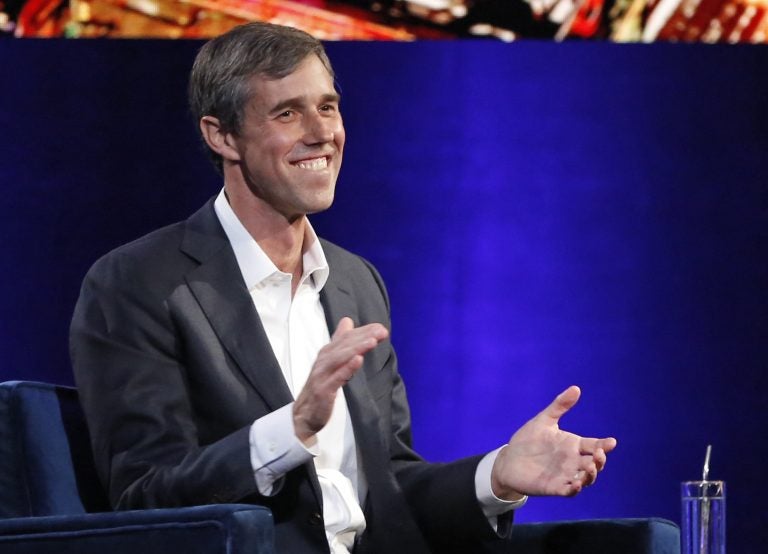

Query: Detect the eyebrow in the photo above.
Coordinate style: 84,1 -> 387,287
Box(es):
269,92 -> 341,115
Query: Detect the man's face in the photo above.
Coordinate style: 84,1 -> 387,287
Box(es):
228,54 -> 345,220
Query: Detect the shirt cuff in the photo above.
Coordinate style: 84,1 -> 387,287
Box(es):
475,446 -> 528,522
249,402 -> 317,496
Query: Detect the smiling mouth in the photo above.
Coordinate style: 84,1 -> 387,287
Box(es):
293,157 -> 328,171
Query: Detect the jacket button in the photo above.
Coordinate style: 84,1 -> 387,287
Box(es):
309,512 -> 323,526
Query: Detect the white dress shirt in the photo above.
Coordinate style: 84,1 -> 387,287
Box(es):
213,189 -> 524,552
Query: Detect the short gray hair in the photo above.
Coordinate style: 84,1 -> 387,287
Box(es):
188,22 -> 335,171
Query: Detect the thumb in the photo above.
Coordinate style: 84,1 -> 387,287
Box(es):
542,385 -> 581,422
332,316 -> 355,338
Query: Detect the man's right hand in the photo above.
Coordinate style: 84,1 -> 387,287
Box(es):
293,317 -> 388,444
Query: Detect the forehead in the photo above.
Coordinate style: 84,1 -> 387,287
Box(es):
247,55 -> 336,106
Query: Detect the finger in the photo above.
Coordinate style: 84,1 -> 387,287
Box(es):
579,436 -> 617,455
336,354 -> 364,385
593,447 -> 607,472
325,328 -> 386,365
332,316 -> 355,339
316,342 -> 371,377
564,480 -> 582,497
332,321 -> 389,344
315,325 -> 388,379
541,385 -> 581,422
582,462 -> 598,486
569,463 -> 597,489
600,437 -> 618,452
327,323 -> 386,352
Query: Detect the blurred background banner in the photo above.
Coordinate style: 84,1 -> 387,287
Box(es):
0,39 -> 766,551
3,0 -> 768,41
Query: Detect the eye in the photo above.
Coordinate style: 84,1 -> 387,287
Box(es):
277,110 -> 296,121
319,104 -> 338,114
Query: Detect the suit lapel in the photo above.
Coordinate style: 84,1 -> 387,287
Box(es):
319,270 -> 373,405
180,200 -> 294,412
320,264 -> 390,476
320,265 -> 423,549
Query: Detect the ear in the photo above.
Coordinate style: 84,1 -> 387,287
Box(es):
199,116 -> 241,162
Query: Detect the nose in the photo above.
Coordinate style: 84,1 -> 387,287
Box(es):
303,112 -> 337,145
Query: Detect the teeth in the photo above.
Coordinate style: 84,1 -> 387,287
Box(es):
295,157 -> 328,170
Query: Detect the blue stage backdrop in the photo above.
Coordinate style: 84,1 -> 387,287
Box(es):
0,40 -> 766,552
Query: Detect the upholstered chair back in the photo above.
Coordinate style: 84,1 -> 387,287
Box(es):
0,381 -> 110,518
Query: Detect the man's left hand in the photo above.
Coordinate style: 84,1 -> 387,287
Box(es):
490,385 -> 617,500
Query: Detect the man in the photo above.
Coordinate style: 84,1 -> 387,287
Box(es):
70,22 -> 617,554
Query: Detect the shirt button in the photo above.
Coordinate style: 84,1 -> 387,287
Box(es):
308,512 -> 323,526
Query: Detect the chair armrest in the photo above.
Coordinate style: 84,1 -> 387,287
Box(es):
0,504 -> 274,554
509,517 -> 680,554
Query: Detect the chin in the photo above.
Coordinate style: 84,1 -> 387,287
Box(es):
305,192 -> 336,215
306,201 -> 334,215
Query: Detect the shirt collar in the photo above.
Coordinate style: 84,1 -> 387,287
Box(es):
213,188 -> 329,292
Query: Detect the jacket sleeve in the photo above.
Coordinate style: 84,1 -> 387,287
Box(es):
70,251 -> 259,510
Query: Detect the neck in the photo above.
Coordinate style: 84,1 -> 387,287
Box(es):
224,182 -> 307,291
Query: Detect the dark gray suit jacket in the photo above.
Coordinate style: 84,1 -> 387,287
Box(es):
70,199 -> 509,553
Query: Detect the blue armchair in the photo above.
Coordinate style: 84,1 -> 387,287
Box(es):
0,381 -> 679,553
0,380 -> 275,553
